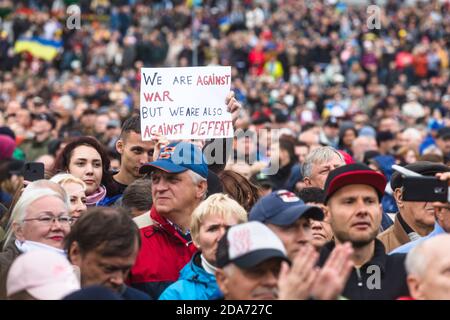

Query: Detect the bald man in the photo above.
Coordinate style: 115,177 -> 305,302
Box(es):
405,234 -> 450,300
351,136 -> 378,163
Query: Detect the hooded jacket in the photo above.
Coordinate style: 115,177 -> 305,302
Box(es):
318,239 -> 409,300
158,252 -> 220,300
128,206 -> 197,299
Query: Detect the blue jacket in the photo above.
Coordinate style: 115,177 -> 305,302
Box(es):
390,222 -> 446,255
158,252 -> 219,300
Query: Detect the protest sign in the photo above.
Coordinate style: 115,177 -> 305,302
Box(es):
140,66 -> 233,140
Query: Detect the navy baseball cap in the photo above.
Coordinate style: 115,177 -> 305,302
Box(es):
139,141 -> 208,179
249,190 -> 324,226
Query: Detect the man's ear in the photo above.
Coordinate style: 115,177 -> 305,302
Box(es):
321,205 -> 330,221
303,177 -> 311,187
215,269 -> 229,297
407,275 -> 425,300
12,222 -> 25,241
196,180 -> 208,199
393,188 -> 404,208
435,207 -> 444,226
68,242 -> 82,266
116,139 -> 124,155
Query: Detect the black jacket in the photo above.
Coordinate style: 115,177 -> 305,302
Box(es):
318,239 -> 409,300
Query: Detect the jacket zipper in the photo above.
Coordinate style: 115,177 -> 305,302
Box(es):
355,268 -> 363,287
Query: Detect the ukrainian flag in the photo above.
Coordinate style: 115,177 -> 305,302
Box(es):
14,37 -> 63,61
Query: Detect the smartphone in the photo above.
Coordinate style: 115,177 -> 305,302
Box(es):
402,176 -> 448,203
22,162 -> 45,182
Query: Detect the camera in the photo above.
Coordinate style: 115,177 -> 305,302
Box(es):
402,176 -> 449,203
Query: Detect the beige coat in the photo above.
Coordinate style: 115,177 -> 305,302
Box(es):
377,215 -> 410,253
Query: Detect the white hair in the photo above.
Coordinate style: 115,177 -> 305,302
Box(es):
403,128 -> 422,141
405,241 -> 429,277
188,170 -> 207,185
302,146 -> 344,178
406,234 -> 450,278
50,173 -> 87,191
188,170 -> 208,200
3,184 -> 69,250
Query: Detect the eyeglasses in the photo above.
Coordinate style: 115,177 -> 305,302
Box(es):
22,215 -> 72,226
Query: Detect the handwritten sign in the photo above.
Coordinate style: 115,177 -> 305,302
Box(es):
140,66 -> 233,140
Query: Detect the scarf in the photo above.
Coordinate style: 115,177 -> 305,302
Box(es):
201,254 -> 218,275
85,185 -> 107,207
15,239 -> 66,257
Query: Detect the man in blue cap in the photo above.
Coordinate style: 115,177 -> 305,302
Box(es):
249,189 -> 324,260
128,141 -> 208,299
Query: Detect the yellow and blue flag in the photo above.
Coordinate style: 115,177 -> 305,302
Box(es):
14,37 -> 63,61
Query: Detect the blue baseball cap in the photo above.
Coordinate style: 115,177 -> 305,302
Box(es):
249,190 -> 324,226
139,141 -> 208,179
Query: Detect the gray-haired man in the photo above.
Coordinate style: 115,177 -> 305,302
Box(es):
302,146 -> 345,189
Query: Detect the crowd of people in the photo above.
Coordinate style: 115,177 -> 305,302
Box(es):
1,0 -> 450,300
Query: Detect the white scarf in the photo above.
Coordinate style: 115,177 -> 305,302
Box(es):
15,239 -> 67,257
200,254 -> 217,275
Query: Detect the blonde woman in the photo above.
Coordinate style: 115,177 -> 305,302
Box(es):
51,173 -> 87,223
0,181 -> 71,299
159,193 -> 248,300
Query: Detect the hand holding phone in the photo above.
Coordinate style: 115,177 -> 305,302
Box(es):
22,162 -> 45,182
402,176 -> 448,203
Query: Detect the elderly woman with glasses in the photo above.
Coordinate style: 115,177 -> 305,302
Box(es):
0,180 -> 71,299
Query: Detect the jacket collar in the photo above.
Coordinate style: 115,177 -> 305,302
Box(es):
392,213 -> 411,245
322,239 -> 388,274
429,221 -> 446,237
180,251 -> 217,285
150,206 -> 193,246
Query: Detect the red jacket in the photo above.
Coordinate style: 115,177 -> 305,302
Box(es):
128,207 -> 197,299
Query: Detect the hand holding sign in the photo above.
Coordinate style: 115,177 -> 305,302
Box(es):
226,91 -> 242,127
151,132 -> 170,161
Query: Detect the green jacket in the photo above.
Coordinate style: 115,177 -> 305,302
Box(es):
20,137 -> 51,161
